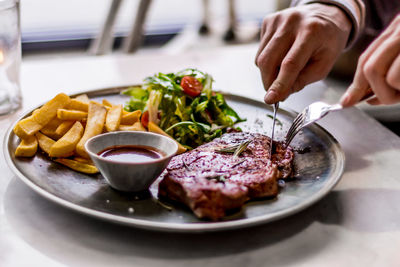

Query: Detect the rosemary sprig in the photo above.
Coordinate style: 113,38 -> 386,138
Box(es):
266,114 -> 283,127
215,145 -> 239,153
215,140 -> 252,158
231,159 -> 245,168
182,159 -> 191,170
233,140 -> 252,158
156,199 -> 173,211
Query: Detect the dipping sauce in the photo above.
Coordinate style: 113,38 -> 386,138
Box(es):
98,145 -> 163,163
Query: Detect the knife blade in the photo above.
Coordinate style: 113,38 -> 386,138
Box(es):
270,102 -> 279,158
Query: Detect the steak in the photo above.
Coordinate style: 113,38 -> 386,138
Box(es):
158,132 -> 294,220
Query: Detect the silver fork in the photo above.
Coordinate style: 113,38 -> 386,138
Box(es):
285,102 -> 342,147
285,89 -> 375,147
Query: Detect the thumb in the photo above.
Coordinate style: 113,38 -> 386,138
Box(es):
264,80 -> 287,104
340,63 -> 371,107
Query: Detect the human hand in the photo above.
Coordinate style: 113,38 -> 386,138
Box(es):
340,14 -> 400,107
255,3 -> 352,104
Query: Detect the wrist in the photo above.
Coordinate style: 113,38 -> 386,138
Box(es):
293,0 -> 363,48
311,3 -> 352,40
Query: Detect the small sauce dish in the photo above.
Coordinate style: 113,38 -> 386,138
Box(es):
85,131 -> 178,192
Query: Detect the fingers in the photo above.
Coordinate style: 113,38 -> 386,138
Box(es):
256,4 -> 352,105
363,36 -> 400,104
366,96 -> 380,105
258,35 -> 294,96
255,18 -> 285,92
292,52 -> 337,93
255,16 -> 279,63
342,26 -> 400,107
340,68 -> 370,107
387,53 -> 400,89
366,93 -> 400,105
264,32 -> 316,104
256,18 -> 296,94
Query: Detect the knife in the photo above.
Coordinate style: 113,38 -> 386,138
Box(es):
270,102 -> 279,158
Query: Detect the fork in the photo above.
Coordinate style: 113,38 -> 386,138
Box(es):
284,102 -> 342,146
284,88 -> 375,147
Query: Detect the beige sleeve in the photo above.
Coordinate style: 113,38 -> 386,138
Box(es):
291,0 -> 366,47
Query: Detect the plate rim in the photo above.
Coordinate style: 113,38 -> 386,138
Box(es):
3,86 -> 345,232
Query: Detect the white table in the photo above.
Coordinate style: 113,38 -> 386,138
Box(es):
2,44 -> 400,267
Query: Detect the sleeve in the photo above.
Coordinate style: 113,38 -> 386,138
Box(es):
291,0 -> 366,47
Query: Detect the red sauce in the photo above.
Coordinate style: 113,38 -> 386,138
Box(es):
98,145 -> 163,163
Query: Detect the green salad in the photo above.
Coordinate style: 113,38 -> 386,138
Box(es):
123,68 -> 245,149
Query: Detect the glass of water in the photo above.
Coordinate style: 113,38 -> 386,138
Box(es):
0,0 -> 21,115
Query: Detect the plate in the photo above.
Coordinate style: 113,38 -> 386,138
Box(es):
4,86 -> 345,232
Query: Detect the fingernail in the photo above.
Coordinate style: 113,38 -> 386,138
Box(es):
265,90 -> 278,104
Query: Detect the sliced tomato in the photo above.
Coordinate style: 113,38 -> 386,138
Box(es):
141,110 -> 149,128
180,76 -> 203,97
141,110 -> 161,129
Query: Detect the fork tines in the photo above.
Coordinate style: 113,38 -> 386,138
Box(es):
285,111 -> 306,146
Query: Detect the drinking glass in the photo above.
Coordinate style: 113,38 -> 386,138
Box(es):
0,0 -> 21,115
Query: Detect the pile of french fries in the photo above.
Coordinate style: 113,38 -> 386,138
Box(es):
13,93 -> 186,174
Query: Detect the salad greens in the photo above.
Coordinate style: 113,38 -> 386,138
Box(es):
122,68 -> 245,149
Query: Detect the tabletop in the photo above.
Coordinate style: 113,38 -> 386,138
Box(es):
1,44 -> 400,267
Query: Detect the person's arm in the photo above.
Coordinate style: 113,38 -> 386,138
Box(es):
340,14 -> 400,106
255,0 -> 365,104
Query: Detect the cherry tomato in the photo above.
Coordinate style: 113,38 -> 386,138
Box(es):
180,76 -> 203,97
141,110 -> 149,128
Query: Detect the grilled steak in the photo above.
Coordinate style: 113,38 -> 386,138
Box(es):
158,132 -> 294,220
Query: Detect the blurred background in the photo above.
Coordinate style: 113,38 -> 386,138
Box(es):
19,0 -> 400,135
20,0 -> 279,58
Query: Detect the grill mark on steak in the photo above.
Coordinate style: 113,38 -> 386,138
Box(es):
158,132 -> 294,221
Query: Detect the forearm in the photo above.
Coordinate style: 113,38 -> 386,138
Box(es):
291,0 -> 365,47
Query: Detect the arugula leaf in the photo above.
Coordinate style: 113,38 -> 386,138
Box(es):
175,68 -> 206,80
214,93 -> 246,123
195,100 -> 208,113
144,73 -> 182,94
122,86 -> 149,111
165,121 -> 211,134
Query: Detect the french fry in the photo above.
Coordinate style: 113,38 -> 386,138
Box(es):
76,101 -> 107,158
65,99 -> 89,112
133,121 -> 146,131
74,94 -> 89,103
43,117 -> 63,129
74,156 -> 94,165
49,121 -> 84,157
33,93 -> 71,126
120,110 -> 141,125
118,121 -> 146,131
35,132 -> 56,155
15,94 -> 70,138
54,158 -> 99,174
13,116 -> 42,139
57,109 -> 87,120
105,104 -> 122,132
55,120 -> 75,136
15,135 -> 38,157
148,122 -> 187,154
40,117 -> 63,140
102,99 -> 113,108
40,128 -> 60,141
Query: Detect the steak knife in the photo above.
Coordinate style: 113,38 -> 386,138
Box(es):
269,102 -> 279,158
